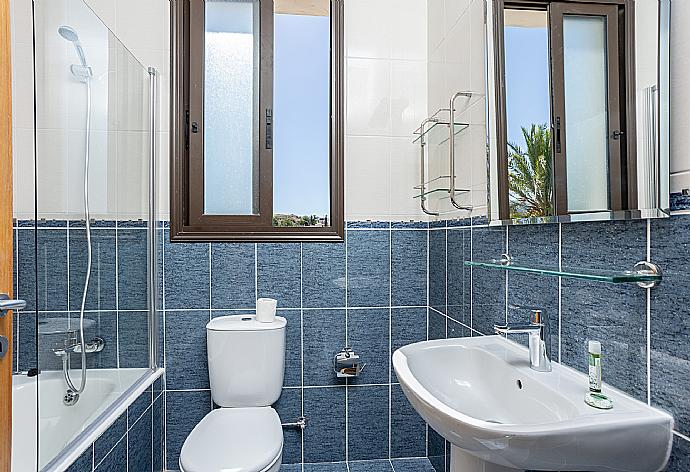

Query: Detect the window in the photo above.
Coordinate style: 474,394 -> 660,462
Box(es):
171,0 -> 344,241
494,0 -> 636,220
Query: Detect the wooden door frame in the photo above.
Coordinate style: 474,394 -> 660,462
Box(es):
0,0 -> 13,469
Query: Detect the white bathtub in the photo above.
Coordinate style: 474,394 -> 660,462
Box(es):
12,368 -> 158,472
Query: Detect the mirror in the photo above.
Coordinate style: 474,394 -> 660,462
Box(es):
486,0 -> 670,225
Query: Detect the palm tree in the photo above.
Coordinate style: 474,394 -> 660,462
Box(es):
508,124 -> 553,218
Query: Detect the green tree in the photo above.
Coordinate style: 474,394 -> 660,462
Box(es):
508,124 -> 553,218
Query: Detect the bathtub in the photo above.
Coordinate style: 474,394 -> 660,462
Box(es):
12,368 -> 160,472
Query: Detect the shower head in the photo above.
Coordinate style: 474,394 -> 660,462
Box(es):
58,25 -> 90,71
58,25 -> 79,42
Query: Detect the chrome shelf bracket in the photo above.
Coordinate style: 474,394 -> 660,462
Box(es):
633,261 -> 662,288
449,91 -> 474,212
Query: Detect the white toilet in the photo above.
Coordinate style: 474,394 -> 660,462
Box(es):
179,314 -> 287,472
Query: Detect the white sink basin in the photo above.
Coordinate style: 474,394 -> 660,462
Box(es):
392,336 -> 674,472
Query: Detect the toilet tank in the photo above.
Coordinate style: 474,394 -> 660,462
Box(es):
206,315 -> 286,407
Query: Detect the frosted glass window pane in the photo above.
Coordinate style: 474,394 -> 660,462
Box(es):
273,4 -> 331,227
204,1 -> 256,215
563,15 -> 610,212
503,9 -> 553,219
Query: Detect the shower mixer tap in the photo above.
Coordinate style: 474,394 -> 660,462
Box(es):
53,335 -> 105,359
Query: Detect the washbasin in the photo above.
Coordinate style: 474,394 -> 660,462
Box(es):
392,336 -> 673,472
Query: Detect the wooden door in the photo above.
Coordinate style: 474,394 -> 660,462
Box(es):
0,0 -> 13,469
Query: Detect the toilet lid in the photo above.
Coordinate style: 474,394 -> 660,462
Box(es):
180,407 -> 283,472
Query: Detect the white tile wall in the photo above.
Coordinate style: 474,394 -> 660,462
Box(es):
425,0 -> 487,219
11,0 -> 690,221
670,0 -> 690,191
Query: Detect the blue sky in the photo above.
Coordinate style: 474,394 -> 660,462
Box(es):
273,14 -> 331,216
504,24 -> 551,150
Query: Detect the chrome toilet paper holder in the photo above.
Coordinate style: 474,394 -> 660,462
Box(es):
334,347 -> 366,378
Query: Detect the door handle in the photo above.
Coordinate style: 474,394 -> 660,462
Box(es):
0,293 -> 26,316
0,336 -> 8,359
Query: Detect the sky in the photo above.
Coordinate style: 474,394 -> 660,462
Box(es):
504,24 -> 551,151
273,14 -> 331,217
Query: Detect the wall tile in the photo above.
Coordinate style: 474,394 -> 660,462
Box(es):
427,428 -> 446,472
118,228 -> 149,310
349,459 -> 394,472
95,436 -> 126,471
82,310 -> 118,369
429,230 -> 446,312
391,307 -> 427,382
391,458 -> 437,472
667,436 -> 690,472
164,310 -> 210,390
447,318 -> 470,338
153,395 -> 165,472
391,230 -> 427,306
348,385 -> 389,461
303,386 -> 346,463
118,310 -> 150,369
165,390 -> 212,468
274,388 -> 303,464
66,447 -> 92,472
128,407 -> 153,472
447,228 -> 470,325
561,221 -> 647,401
257,243 -> 302,309
507,224 -> 559,351
471,226 -> 506,335
347,231 -> 390,307
651,216 -> 690,436
68,228 -> 117,311
303,309 -> 346,387
17,311 -> 36,372
164,231 -> 210,310
282,309 -> 302,388
302,242 -> 346,308
128,386 -> 153,428
18,228 -> 68,311
391,384 -> 426,458
211,243 -> 256,309
303,463 -> 348,472
348,308 -> 390,385
428,309 -> 446,341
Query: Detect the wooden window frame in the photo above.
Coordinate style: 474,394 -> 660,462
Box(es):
171,0 -> 345,242
493,0 -> 637,220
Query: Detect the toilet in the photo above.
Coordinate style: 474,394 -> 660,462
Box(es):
179,314 -> 287,472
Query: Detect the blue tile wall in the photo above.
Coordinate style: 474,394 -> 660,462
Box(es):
211,243 -> 256,309
302,242 -> 346,308
14,221 -> 151,373
430,214 -> 690,470
258,243 -> 302,308
348,385 -> 390,461
158,223 -> 430,469
60,378 -> 164,472
346,230 -> 391,307
391,230 -> 428,307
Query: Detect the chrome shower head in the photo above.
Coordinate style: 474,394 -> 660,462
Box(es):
58,25 -> 90,73
58,25 -> 79,42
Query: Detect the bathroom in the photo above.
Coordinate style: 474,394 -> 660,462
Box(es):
0,0 -> 688,470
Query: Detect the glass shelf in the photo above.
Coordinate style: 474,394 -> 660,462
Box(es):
413,175 -> 470,199
414,188 -> 470,199
413,120 -> 469,144
465,259 -> 662,285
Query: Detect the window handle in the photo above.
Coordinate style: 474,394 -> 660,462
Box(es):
555,116 -> 562,153
612,130 -> 624,140
265,108 -> 273,150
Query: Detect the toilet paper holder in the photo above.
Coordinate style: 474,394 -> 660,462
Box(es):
334,347 -> 366,378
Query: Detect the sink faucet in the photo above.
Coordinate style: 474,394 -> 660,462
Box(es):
494,310 -> 552,372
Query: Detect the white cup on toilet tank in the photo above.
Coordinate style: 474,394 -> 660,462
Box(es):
256,298 -> 278,323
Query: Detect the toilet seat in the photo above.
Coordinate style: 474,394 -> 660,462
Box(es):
179,406 -> 283,472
